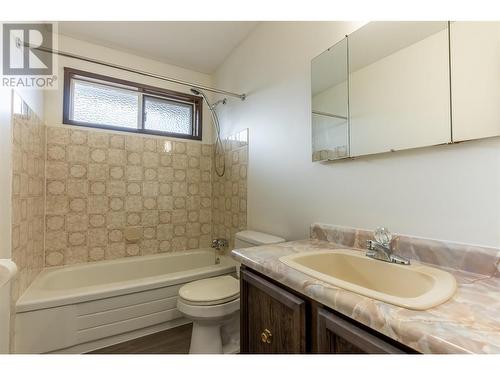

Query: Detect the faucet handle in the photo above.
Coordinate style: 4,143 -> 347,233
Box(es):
374,227 -> 392,245
211,238 -> 228,251
366,239 -> 375,250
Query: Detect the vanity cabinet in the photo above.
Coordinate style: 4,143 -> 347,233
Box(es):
240,266 -> 416,354
240,268 -> 306,353
315,307 -> 404,353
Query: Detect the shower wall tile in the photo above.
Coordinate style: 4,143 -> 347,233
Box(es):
212,129 -> 249,252
11,109 -> 46,302
44,126 -> 214,266
12,120 -> 248,269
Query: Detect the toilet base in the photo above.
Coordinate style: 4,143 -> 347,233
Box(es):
189,321 -> 222,354
188,312 -> 240,354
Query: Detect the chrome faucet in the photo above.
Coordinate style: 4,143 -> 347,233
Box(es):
211,238 -> 228,252
366,227 -> 410,265
211,238 -> 228,265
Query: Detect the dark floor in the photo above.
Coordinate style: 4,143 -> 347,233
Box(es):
88,323 -> 192,354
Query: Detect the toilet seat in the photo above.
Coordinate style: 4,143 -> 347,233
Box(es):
177,276 -> 240,321
179,275 -> 239,306
177,297 -> 240,320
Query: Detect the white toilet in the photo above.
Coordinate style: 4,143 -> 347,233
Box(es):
177,230 -> 285,354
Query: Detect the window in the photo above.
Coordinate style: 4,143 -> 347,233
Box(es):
63,68 -> 202,140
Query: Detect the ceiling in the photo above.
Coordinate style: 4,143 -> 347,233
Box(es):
58,21 -> 259,74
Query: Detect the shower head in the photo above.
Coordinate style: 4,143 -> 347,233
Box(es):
212,98 -> 227,108
190,87 -> 210,105
191,88 -> 227,109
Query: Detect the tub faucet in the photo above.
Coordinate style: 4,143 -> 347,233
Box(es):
211,238 -> 228,252
366,227 -> 410,265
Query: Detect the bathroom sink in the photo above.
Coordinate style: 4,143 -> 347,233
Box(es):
279,250 -> 456,310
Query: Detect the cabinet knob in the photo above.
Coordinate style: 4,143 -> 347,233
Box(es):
260,328 -> 272,344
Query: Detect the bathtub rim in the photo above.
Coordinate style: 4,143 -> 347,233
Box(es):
16,249 -> 237,313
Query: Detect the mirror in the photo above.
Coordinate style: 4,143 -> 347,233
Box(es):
450,21 -> 500,142
311,21 -> 500,162
348,21 -> 451,157
311,38 -> 349,161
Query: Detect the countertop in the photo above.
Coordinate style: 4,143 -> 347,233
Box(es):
232,239 -> 500,354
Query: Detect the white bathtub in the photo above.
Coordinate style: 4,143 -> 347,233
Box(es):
15,249 -> 237,353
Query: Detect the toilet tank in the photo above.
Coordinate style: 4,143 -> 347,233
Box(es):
234,230 -> 285,249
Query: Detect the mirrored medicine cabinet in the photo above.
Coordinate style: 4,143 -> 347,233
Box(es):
311,21 -> 500,161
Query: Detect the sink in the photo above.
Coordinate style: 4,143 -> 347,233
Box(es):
279,249 -> 456,310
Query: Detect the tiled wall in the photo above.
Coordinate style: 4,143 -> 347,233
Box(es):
10,111 -> 248,270
11,110 -> 46,302
212,129 -> 248,251
44,126 -> 214,266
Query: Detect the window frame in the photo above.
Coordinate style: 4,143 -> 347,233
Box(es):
63,67 -> 203,140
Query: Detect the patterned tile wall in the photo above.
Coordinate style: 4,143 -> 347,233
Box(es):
44,126 -> 214,266
11,110 -> 46,302
212,129 -> 248,252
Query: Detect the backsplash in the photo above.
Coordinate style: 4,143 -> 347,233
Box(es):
44,126 -> 215,266
311,223 -> 500,277
212,129 -> 248,252
11,110 -> 46,302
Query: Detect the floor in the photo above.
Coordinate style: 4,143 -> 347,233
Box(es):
88,324 -> 192,354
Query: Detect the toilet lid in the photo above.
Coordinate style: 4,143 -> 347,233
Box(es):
179,276 -> 239,306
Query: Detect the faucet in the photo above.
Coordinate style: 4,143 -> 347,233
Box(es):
211,238 -> 228,265
366,227 -> 410,265
211,238 -> 228,252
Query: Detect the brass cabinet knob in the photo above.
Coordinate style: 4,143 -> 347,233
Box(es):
260,328 -> 272,344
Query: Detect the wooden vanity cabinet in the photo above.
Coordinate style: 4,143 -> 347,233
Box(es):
240,266 -> 416,354
240,268 -> 306,353
315,307 -> 405,353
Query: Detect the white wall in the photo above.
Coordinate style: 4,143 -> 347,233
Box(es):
45,34 -> 215,143
214,21 -> 500,248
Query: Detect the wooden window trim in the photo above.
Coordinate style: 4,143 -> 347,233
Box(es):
63,67 -> 203,141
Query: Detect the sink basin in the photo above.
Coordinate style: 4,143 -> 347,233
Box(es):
279,249 -> 456,310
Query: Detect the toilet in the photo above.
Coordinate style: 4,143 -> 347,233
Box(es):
177,230 -> 285,354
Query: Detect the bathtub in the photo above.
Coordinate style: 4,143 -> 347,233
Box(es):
15,249 -> 237,353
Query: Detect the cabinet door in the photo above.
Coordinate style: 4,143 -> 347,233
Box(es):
450,21 -> 500,141
240,269 -> 306,353
316,307 -> 405,354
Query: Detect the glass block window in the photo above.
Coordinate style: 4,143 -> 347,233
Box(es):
63,68 -> 202,140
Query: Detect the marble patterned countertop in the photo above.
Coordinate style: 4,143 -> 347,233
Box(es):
232,234 -> 500,354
